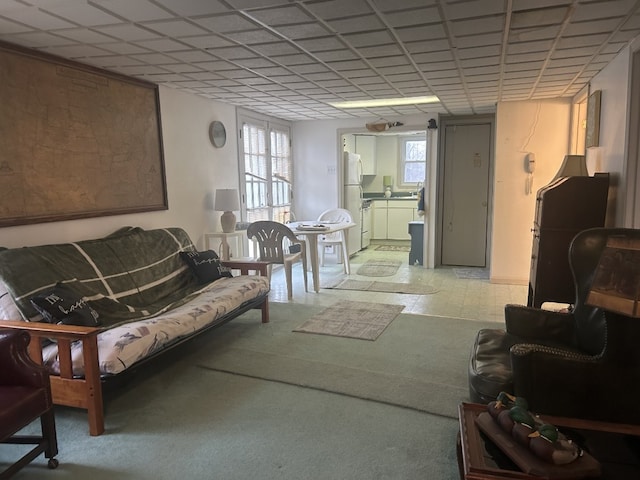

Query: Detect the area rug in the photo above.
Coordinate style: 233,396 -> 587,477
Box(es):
356,259 -> 402,276
325,278 -> 438,295
453,267 -> 490,279
375,245 -> 411,252
292,300 -> 405,340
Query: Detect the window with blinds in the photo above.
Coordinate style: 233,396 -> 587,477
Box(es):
239,113 -> 293,224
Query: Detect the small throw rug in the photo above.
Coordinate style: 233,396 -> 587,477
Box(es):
356,259 -> 402,277
375,245 -> 411,252
453,267 -> 490,279
293,299 -> 404,340
325,278 -> 438,295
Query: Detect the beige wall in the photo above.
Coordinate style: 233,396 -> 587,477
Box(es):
490,100 -> 572,284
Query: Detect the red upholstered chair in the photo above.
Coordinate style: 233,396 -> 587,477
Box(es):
0,329 -> 59,478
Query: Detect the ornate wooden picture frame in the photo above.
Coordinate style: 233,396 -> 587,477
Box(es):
0,41 -> 167,227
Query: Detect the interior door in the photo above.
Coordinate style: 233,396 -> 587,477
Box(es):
441,123 -> 491,266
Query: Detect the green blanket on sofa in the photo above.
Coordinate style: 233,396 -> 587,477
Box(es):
0,227 -> 205,328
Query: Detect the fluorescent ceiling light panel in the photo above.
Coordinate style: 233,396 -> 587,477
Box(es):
329,95 -> 439,108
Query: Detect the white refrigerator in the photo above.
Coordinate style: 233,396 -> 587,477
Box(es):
343,151 -> 363,256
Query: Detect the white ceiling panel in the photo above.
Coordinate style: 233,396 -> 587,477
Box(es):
0,0 -> 638,120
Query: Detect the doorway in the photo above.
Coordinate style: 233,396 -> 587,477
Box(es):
437,116 -> 494,267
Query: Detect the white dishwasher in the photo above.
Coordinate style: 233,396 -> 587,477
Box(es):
361,200 -> 372,248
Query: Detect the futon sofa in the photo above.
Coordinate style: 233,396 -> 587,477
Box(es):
0,226 -> 270,436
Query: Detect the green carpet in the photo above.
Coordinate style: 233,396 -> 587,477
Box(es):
193,303 -> 498,419
2,302 -> 500,480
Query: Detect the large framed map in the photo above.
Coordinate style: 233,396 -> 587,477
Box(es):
0,42 -> 167,227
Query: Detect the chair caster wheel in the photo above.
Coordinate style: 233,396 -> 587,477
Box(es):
48,458 -> 59,469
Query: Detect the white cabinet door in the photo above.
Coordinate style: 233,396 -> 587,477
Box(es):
354,135 -> 376,175
372,200 -> 387,239
387,200 -> 416,240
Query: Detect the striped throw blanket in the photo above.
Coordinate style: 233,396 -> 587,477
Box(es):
0,227 -> 206,329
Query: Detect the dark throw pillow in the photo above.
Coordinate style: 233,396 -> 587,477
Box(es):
30,283 -> 100,327
180,250 -> 233,284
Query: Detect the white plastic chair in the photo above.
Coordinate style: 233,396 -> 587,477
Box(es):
317,208 -> 352,274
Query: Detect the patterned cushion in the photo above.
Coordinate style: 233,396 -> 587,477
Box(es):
30,283 -> 100,326
180,250 -> 232,284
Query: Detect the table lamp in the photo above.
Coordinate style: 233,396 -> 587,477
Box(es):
383,175 -> 393,198
215,188 -> 240,233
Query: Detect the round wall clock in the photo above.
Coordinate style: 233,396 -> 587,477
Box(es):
209,121 -> 226,148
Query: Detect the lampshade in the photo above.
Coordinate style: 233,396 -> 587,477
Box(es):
551,155 -> 588,181
214,189 -> 239,233
587,235 -> 640,317
383,175 -> 393,187
214,189 -> 240,212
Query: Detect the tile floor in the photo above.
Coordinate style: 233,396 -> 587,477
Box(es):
266,241 -> 528,323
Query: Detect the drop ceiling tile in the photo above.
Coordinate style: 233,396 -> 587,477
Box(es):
137,38 -> 188,52
296,36 -> 346,52
0,17 -> 33,34
611,30 -> 640,42
95,42 -> 150,55
269,53 -> 316,65
382,7 -> 440,27
457,45 -> 501,59
96,0 -> 174,22
226,29 -> 283,44
509,24 -> 561,42
246,5 -> 314,25
444,0 -> 505,20
3,31 -> 73,47
165,64 -> 206,73
316,50 -> 360,62
113,64 -> 171,75
169,50 -> 217,62
95,24 -> 162,41
208,45 -> 256,59
404,39 -> 451,53
38,2 -> 122,26
460,57 -> 500,69
194,14 -> 257,33
395,24 -> 446,42
179,35 -> 234,49
510,7 -> 568,29
327,14 -> 385,33
357,44 -> 404,58
251,42 -> 301,56
1,6 -> 76,29
275,23 -> 332,39
376,64 -> 417,75
304,0 -> 374,21
85,55 -> 143,67
154,0 -> 230,17
131,53 -> 177,64
43,44 -> 112,58
450,16 -> 506,36
55,28 -> 118,44
289,63 -> 332,74
368,56 -> 410,67
455,32 -> 503,49
144,20 -> 210,37
565,18 -> 624,36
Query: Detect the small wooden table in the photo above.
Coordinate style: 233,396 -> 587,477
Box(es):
457,402 -> 640,480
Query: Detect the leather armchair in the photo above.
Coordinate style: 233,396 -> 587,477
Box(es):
0,329 -> 59,478
469,227 -> 640,424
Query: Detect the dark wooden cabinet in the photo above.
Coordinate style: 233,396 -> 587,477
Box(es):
528,173 -> 609,308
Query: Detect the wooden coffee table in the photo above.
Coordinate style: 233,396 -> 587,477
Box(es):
457,402 -> 640,479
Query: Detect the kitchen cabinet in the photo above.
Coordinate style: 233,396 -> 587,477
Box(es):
372,199 -> 417,240
354,135 -> 376,175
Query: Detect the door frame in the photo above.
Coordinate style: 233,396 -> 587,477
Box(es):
435,114 -> 496,267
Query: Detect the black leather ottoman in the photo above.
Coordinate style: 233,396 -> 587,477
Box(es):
468,328 -> 518,404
